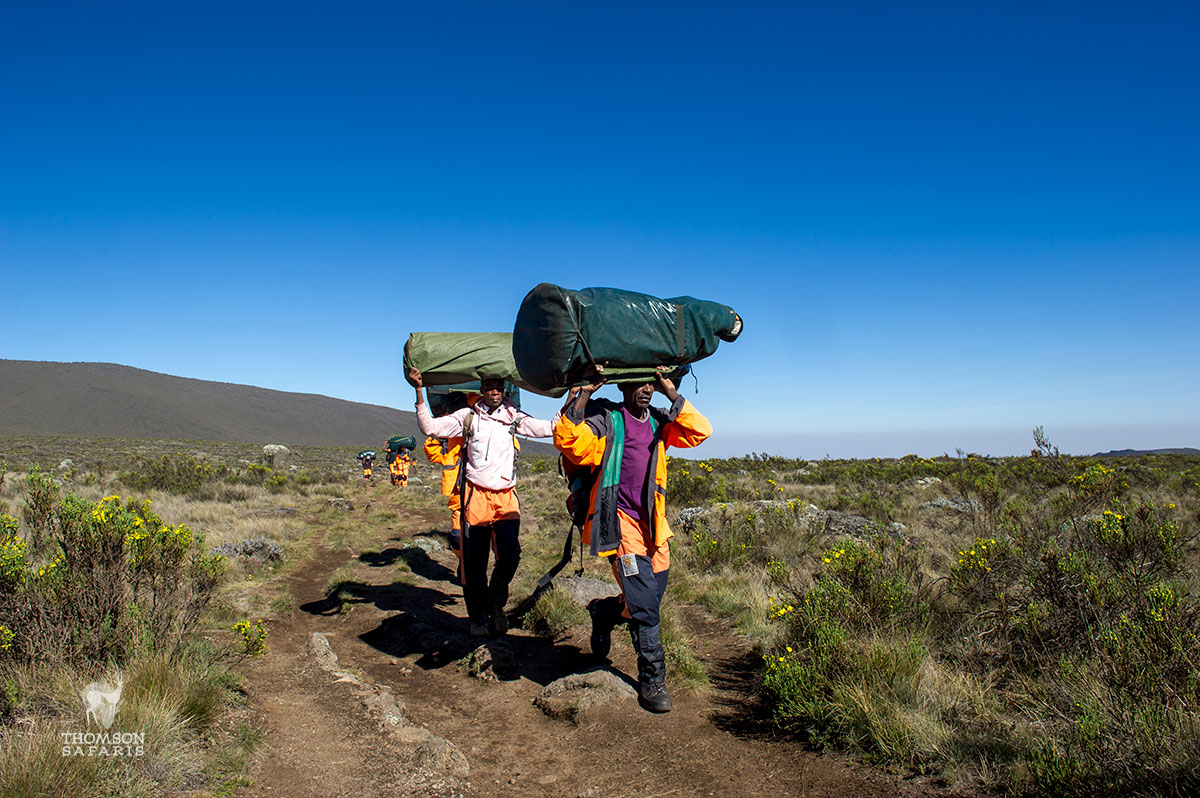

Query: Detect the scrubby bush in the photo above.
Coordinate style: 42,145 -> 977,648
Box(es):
119,453 -> 224,496
0,475 -> 225,666
744,440 -> 1200,796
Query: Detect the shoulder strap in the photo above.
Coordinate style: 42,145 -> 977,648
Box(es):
600,409 -> 626,490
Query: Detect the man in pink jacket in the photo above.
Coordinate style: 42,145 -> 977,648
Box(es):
407,368 -> 557,637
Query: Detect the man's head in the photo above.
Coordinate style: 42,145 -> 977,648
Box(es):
620,380 -> 655,414
479,378 -> 506,410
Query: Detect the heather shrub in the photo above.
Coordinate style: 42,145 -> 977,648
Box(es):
0,478 -> 224,666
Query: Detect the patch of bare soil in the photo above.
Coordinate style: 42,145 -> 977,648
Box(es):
237,486 -> 968,798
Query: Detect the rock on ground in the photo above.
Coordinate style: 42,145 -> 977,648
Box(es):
679,500 -> 905,541
920,496 -> 982,515
212,535 -> 286,562
553,575 -> 621,607
534,669 -> 637,724
305,632 -> 470,780
406,535 -> 446,554
465,640 -> 517,681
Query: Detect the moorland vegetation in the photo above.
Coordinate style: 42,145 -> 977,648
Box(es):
0,437 -> 354,796
658,428 -> 1200,797
0,430 -> 1196,796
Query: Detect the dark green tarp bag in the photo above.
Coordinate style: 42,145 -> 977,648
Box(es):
513,283 -> 743,392
403,332 -> 564,397
385,436 -> 417,452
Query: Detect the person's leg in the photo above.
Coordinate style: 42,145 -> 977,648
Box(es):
487,518 -> 521,634
448,494 -> 463,586
588,592 -> 626,660
461,523 -> 494,634
621,558 -> 671,712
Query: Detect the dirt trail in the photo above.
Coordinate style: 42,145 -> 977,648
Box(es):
236,486 -> 958,798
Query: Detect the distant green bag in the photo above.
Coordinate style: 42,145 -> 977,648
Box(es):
385,436 -> 416,453
403,332 -> 564,397
512,284 -> 742,392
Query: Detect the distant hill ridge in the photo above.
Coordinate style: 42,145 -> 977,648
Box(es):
1094,448 -> 1200,457
0,359 -> 551,453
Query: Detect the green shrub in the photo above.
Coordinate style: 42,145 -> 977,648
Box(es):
0,491 -> 225,666
118,453 -> 223,496
21,467 -> 59,550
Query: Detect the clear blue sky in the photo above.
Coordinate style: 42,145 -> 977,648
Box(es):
2,2 -> 1197,458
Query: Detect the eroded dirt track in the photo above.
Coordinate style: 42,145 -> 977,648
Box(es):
237,490 -> 956,798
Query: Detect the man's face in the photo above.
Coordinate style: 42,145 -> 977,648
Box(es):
622,381 -> 654,412
480,379 -> 505,410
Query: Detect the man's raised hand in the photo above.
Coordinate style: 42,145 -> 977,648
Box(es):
655,371 -> 679,402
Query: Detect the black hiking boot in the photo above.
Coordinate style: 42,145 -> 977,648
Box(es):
638,680 -> 672,713
588,597 -> 621,660
489,606 -> 510,637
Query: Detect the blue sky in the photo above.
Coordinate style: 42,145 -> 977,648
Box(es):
2,2 -> 1197,458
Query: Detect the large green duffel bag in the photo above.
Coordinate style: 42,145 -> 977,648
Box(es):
512,283 -> 743,392
403,332 -> 564,397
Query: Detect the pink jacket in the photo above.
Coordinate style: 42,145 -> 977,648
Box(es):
416,399 -> 556,491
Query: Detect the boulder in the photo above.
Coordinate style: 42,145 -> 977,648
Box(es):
262,444 -> 290,468
465,640 -> 517,681
406,535 -> 446,554
534,669 -> 637,724
305,632 -> 339,669
413,736 -> 471,778
553,575 -> 621,607
212,536 -> 285,562
921,496 -> 982,515
679,500 -> 902,542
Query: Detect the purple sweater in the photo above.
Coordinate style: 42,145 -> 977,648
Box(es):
615,406 -> 655,522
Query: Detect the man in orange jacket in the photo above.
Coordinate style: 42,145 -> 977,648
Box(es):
554,371 -> 711,712
397,450 -> 412,486
424,433 -> 465,581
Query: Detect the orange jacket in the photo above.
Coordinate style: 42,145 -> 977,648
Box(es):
554,395 -> 711,556
424,436 -> 463,496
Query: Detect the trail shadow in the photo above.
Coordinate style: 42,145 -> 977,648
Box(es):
396,548 -> 457,583
358,548 -> 404,567
707,647 -> 787,740
303,577 -> 600,686
355,546 -> 457,583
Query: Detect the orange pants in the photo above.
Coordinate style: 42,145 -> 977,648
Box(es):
609,509 -> 670,573
609,510 -> 670,620
463,484 -> 520,527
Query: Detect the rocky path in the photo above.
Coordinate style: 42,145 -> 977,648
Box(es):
235,488 -> 960,798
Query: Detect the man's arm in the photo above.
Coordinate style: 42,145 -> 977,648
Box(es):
553,384 -> 607,466
514,410 -> 560,439
408,369 -> 471,438
656,373 -> 712,449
